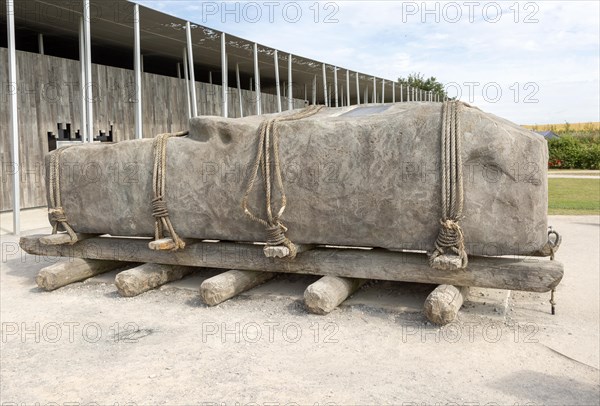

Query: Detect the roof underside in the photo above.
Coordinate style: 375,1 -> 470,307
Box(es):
8,0 -> 392,101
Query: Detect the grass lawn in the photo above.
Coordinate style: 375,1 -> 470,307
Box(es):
548,178 -> 600,215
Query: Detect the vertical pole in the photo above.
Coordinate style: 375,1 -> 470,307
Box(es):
182,48 -> 191,119
312,75 -> 317,105
38,33 -> 44,54
355,73 -> 360,105
407,85 -> 410,102
236,63 -> 243,118
253,43 -> 261,115
221,32 -> 228,117
304,83 -> 307,104
333,66 -> 338,107
322,63 -> 327,107
288,53 -> 293,110
7,0 -> 20,234
83,0 -> 93,142
345,69 -> 350,106
185,21 -> 198,117
176,63 -> 181,79
392,82 -> 395,103
273,50 -> 281,113
79,17 -> 87,142
209,72 -> 212,84
133,3 -> 142,139
372,76 -> 376,103
400,83 -> 403,102
381,79 -> 385,104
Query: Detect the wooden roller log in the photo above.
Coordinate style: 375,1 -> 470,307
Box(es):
20,235 -> 564,293
36,258 -> 125,291
199,270 -> 275,306
304,276 -> 366,314
115,263 -> 195,297
424,285 -> 469,325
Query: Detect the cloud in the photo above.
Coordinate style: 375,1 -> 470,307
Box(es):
135,0 -> 600,124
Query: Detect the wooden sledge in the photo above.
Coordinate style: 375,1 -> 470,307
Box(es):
20,234 -> 563,324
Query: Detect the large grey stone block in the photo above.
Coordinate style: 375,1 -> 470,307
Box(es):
46,102 -> 548,256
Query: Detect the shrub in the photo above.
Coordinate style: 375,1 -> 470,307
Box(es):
548,134 -> 600,169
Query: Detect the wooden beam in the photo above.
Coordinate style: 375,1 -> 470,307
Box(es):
423,285 -> 469,325
199,270 -> 275,306
115,263 -> 196,297
20,235 -> 564,293
304,276 -> 366,314
36,258 -> 125,291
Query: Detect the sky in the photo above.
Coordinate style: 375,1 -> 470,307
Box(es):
136,0 -> 600,125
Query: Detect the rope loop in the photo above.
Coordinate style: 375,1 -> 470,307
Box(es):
48,147 -> 79,245
242,106 -> 324,259
428,100 -> 468,270
151,130 -> 189,251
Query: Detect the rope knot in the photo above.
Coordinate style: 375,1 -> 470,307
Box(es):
429,219 -> 468,270
49,207 -> 68,223
428,100 -> 468,270
266,222 -> 297,259
151,197 -> 169,219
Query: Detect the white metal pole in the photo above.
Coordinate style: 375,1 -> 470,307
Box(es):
372,76 -> 376,103
273,50 -> 281,113
381,79 -> 385,104
253,43 -> 261,115
83,0 -> 93,142
355,73 -> 360,105
133,4 -> 142,139
312,75 -> 316,105
304,83 -> 307,104
79,17 -> 87,142
400,83 -> 403,102
287,54 -> 293,110
392,82 -> 395,103
176,63 -> 181,79
182,48 -> 191,119
236,63 -> 243,117
333,67 -> 338,107
345,69 -> 350,106
322,63 -> 327,107
7,0 -> 20,234
38,33 -> 44,54
221,32 -> 228,117
185,22 -> 198,117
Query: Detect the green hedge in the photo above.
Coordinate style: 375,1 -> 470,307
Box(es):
547,134 -> 600,169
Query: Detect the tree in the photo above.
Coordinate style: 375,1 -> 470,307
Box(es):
397,72 -> 449,99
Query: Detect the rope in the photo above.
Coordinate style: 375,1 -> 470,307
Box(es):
151,130 -> 189,251
48,146 -> 78,244
242,105 -> 324,259
429,100 -> 468,270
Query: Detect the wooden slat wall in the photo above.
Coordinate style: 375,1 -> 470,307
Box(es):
0,48 -> 305,210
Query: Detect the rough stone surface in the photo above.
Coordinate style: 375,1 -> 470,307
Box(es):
46,102 -> 548,256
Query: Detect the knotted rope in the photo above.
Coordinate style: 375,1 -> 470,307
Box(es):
429,100 -> 468,270
48,146 -> 78,244
151,130 -> 189,251
242,105 -> 324,259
